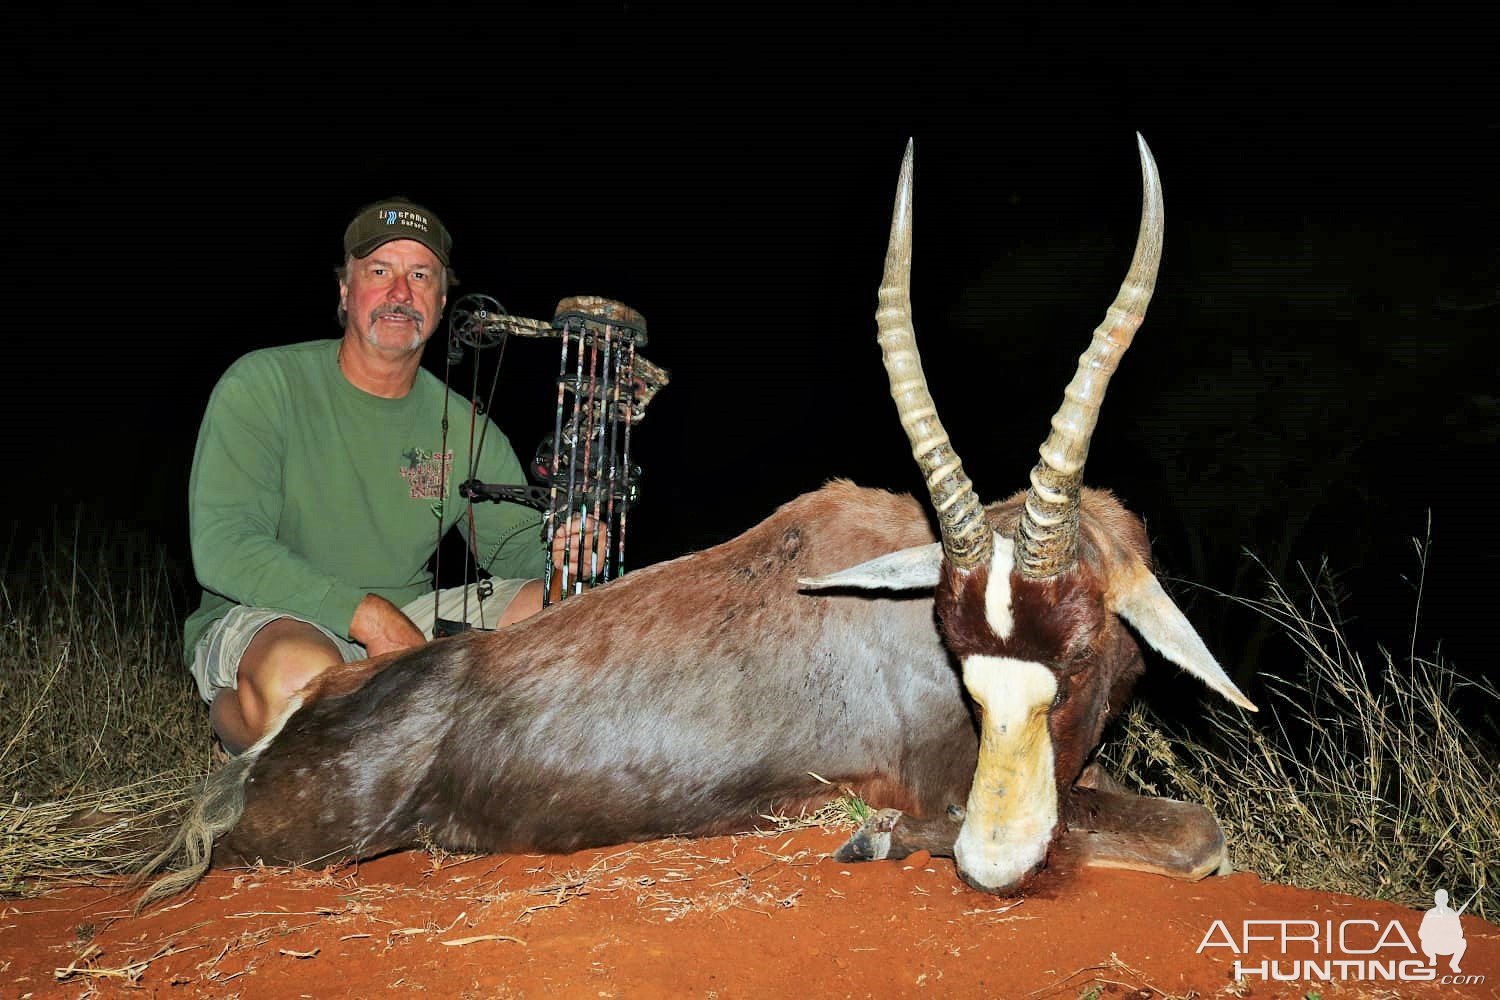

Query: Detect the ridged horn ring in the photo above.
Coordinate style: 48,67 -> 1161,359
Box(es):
877,141 -> 993,571
1015,134 -> 1165,579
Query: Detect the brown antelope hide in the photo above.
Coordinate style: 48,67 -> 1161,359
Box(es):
139,136 -> 1253,908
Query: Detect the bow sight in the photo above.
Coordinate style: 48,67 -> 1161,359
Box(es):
440,293 -> 669,617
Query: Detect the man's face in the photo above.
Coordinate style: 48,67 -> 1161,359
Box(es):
340,239 -> 447,354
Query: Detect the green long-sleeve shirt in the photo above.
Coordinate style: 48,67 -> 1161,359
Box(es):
184,339 -> 545,660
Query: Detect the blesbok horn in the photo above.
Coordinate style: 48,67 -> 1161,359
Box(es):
877,139 -> 993,572
1015,133 -> 1164,579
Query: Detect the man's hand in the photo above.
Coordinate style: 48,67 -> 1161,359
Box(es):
350,593 -> 426,657
550,513 -> 606,589
552,512 -> 604,568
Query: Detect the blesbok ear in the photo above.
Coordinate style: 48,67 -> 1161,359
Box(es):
1112,569 -> 1259,711
797,543 -> 942,592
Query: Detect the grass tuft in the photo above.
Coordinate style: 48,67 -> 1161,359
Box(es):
756,792 -> 865,835
0,769 -> 203,895
0,522 -> 209,894
1103,552 -> 1498,920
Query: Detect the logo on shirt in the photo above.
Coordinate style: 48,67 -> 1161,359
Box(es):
400,448 -> 453,500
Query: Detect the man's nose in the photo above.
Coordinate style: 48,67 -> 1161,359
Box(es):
386,272 -> 414,302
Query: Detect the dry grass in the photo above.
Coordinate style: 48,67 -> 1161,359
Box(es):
0,770 -> 202,895
1103,549 -> 1498,920
755,776 -> 868,834
0,523 -> 210,895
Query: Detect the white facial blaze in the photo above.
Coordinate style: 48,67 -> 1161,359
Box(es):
953,656 -> 1058,892
982,533 -> 1016,640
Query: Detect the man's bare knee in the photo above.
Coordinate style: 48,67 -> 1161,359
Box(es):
495,580 -> 545,627
234,619 -> 344,736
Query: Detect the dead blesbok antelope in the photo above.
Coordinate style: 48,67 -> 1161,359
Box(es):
141,135 -> 1253,907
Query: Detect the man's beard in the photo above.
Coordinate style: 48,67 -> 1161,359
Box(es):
364,304 -> 427,352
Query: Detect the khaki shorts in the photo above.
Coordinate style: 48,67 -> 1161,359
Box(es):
188,579 -> 533,704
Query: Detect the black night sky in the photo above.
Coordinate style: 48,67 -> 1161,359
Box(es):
7,6 -> 1496,690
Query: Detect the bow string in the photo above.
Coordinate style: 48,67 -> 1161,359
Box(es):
434,293 -> 669,633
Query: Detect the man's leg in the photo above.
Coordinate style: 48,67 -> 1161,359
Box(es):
402,579 -> 543,636
209,618 -> 345,754
494,580 -> 544,626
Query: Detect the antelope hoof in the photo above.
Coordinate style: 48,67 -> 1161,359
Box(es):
832,808 -> 904,862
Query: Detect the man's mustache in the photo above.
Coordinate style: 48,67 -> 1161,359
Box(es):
370,304 -> 425,326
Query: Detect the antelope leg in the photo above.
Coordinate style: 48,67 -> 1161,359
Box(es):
832,808 -> 964,863
1059,785 -> 1229,880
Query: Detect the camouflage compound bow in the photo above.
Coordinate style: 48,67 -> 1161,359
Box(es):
433,293 -> 670,634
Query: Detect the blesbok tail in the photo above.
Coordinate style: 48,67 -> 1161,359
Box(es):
133,696 -> 301,911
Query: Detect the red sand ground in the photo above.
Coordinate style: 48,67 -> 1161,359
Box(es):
3,828 -> 1496,999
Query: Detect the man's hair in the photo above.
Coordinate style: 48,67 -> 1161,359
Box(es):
335,257 -> 456,328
